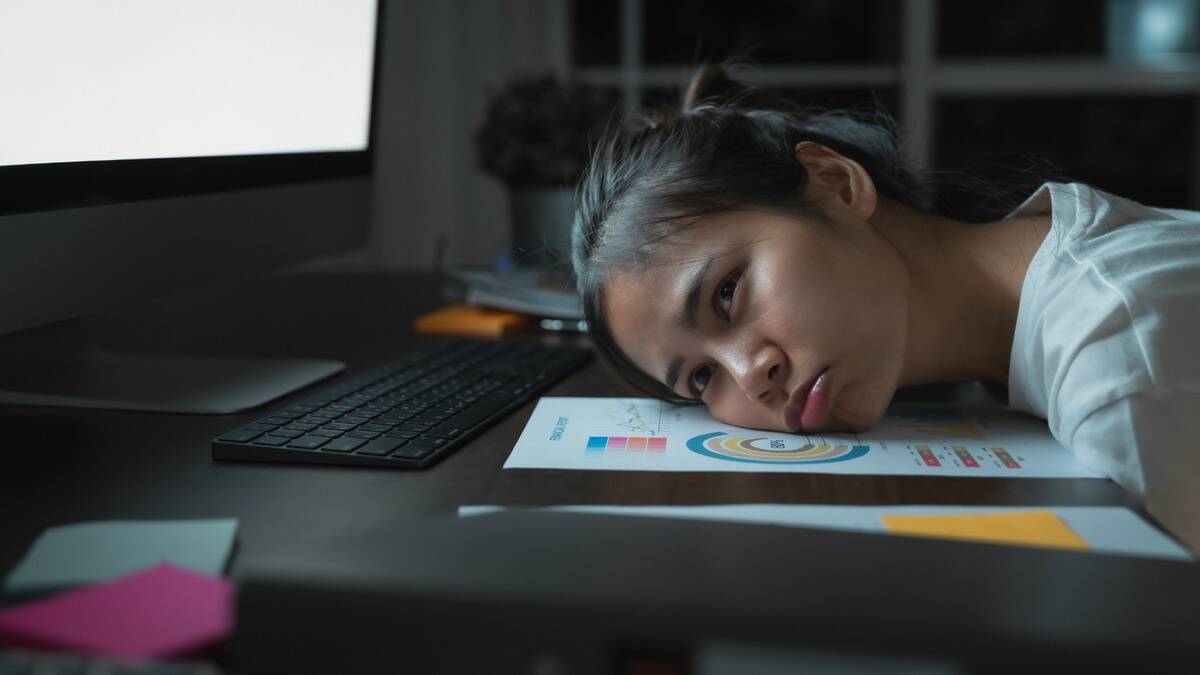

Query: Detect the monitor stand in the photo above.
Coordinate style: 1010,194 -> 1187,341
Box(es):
0,326 -> 344,415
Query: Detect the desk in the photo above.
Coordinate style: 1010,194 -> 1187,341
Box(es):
1,272 -> 1194,672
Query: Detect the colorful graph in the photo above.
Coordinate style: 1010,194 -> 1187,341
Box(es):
602,401 -> 671,435
914,445 -> 941,467
952,446 -> 980,468
992,447 -> 1021,469
889,406 -> 984,440
687,432 -> 869,464
586,436 -> 667,454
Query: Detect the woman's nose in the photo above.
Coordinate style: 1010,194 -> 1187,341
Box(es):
728,342 -> 785,401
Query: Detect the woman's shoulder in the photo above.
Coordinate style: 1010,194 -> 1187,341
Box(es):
1015,181 -> 1199,263
1009,182 -> 1200,423
1018,181 -> 1200,352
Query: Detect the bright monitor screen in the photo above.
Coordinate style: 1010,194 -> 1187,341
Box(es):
0,0 -> 377,167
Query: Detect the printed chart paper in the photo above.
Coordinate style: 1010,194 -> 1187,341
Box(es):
879,511 -> 1090,550
458,504 -> 1191,560
503,397 -> 1102,478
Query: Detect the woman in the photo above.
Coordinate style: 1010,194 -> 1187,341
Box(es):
571,65 -> 1200,549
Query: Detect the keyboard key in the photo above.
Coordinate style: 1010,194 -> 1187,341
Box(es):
284,405 -> 319,414
218,429 -> 262,443
252,435 -> 291,446
322,437 -> 367,453
288,435 -> 330,450
449,394 -> 511,427
390,444 -> 434,459
354,437 -> 407,456
211,341 -> 590,469
425,426 -> 462,439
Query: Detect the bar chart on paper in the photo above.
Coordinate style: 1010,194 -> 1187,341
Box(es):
504,398 -> 1103,477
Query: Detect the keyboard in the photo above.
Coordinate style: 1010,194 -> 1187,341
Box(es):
212,340 -> 590,468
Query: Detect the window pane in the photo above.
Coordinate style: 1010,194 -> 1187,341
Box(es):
939,0 -> 1200,60
934,96 -> 1196,215
939,0 -> 1105,57
572,0 -> 620,66
643,0 -> 900,65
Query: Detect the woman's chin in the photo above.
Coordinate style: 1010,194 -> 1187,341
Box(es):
823,390 -> 889,433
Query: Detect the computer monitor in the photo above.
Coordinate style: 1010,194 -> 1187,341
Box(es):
0,0 -> 383,413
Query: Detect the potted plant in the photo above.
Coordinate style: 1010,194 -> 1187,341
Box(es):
476,73 -> 618,271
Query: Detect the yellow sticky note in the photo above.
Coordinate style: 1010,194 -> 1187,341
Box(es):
880,510 -> 1090,551
414,305 -> 531,338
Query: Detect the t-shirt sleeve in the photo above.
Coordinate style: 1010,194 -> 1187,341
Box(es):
1067,388 -> 1200,551
1065,396 -> 1144,494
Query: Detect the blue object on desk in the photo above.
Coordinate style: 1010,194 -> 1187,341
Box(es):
2,519 -> 238,600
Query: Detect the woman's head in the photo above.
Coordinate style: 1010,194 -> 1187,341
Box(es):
571,65 -> 982,433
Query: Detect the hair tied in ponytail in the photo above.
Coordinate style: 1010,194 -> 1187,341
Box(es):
682,64 -> 748,112
681,63 -> 800,114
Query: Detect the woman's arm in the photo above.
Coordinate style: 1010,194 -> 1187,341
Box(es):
1068,388 -> 1200,552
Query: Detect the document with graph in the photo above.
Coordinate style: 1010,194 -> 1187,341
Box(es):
503,397 -> 1103,477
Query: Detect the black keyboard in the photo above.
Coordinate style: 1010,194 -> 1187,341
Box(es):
212,340 -> 590,468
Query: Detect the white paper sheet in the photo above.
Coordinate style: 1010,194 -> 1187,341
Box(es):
458,504 -> 1190,560
503,397 -> 1103,478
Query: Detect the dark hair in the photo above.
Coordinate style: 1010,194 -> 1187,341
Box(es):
572,63 -> 1054,400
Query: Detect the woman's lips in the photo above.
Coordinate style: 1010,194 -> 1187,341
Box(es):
784,368 -> 830,433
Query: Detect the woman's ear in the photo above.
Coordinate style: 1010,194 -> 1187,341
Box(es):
794,141 -> 878,222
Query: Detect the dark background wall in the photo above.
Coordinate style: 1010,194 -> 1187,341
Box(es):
356,0 -> 1200,269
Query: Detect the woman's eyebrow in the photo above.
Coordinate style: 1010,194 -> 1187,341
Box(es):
677,255 -> 714,329
664,356 -> 684,392
663,255 -> 715,392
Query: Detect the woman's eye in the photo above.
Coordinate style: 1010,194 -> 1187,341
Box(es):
717,273 -> 740,319
690,364 -> 714,394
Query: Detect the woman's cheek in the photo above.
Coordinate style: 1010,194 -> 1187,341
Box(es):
708,387 -> 784,432
706,386 -> 745,427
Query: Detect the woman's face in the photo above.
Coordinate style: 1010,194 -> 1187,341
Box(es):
604,191 -> 911,434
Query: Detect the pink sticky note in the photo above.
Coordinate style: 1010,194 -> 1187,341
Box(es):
0,563 -> 234,660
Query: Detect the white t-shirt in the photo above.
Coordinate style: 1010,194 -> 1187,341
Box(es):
1006,181 -> 1200,548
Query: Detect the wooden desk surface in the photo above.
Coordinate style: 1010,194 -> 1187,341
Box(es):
6,270 -> 1200,671
0,271 -> 1159,579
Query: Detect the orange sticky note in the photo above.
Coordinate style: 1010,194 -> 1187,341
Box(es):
880,510 -> 1090,551
414,305 -> 531,338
